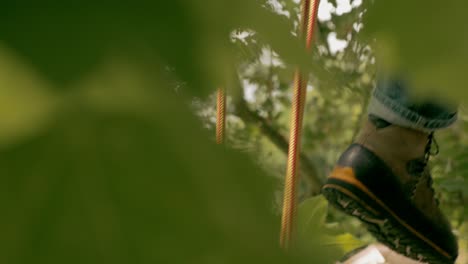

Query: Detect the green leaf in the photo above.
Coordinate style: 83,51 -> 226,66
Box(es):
0,61 -> 311,264
297,196 -> 365,261
0,0 -> 310,98
298,196 -> 329,234
362,0 -> 468,102
322,233 -> 366,253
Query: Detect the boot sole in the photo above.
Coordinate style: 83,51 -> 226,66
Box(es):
323,179 -> 454,264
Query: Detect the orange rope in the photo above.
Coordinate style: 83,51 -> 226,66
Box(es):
280,0 -> 319,250
216,88 -> 226,145
280,70 -> 307,249
306,0 -> 320,51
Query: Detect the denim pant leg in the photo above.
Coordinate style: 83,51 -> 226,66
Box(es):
367,78 -> 458,132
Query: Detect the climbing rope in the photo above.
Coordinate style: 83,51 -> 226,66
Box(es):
280,0 -> 319,250
216,87 -> 226,145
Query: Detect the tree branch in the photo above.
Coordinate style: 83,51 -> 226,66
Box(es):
234,98 -> 323,195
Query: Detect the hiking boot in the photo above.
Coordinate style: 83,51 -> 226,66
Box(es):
322,116 -> 458,264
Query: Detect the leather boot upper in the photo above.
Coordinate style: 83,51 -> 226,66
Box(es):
355,117 -> 458,255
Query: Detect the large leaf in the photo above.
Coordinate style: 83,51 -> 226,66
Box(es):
362,0 -> 468,102
0,58 -> 319,263
0,0 -> 309,97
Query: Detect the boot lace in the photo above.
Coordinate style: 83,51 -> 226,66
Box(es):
411,132 -> 440,205
424,132 -> 439,166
